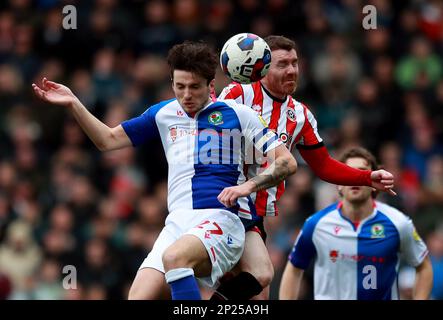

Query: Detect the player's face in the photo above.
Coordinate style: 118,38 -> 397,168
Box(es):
172,70 -> 213,114
340,157 -> 374,204
263,49 -> 298,99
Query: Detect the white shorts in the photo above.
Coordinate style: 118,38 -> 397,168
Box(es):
139,208 -> 245,288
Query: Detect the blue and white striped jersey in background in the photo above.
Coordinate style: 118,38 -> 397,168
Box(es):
289,201 -> 428,300
121,98 -> 282,223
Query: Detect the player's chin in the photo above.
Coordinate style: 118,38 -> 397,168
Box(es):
283,83 -> 296,95
182,104 -> 196,112
349,192 -> 369,202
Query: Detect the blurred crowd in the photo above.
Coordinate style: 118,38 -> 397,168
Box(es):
0,0 -> 442,300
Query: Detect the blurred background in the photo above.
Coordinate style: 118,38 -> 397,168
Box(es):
0,0 -> 442,300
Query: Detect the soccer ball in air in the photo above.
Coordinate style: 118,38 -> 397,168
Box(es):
220,33 -> 271,84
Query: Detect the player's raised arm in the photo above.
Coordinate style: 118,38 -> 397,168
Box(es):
298,145 -> 396,196
32,77 -> 132,152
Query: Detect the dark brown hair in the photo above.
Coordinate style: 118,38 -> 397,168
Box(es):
167,41 -> 218,84
339,147 -> 379,198
339,147 -> 378,171
264,35 -> 297,52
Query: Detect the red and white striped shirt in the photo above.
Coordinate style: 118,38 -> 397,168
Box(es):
218,81 -> 323,216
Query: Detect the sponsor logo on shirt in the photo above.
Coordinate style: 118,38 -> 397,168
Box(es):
279,133 -> 288,143
168,125 -> 197,142
330,250 -> 339,263
329,249 -> 386,264
278,132 -> 293,148
169,126 -> 177,142
413,227 -> 422,242
334,226 -> 341,235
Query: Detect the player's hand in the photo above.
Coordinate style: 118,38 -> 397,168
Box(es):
32,77 -> 78,107
217,182 -> 255,208
370,169 -> 397,196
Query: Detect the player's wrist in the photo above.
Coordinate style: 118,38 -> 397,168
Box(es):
243,180 -> 257,194
67,97 -> 81,110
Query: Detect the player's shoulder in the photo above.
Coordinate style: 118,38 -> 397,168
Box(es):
213,100 -> 268,131
219,82 -> 246,99
375,201 -> 412,228
215,98 -> 255,116
304,202 -> 338,230
225,82 -> 245,91
289,96 -> 312,112
143,98 -> 177,116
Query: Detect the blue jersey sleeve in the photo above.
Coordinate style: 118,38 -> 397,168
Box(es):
288,217 -> 317,269
121,99 -> 173,146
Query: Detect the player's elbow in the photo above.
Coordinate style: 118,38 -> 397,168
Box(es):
414,256 -> 433,300
285,155 -> 297,176
95,139 -> 115,152
416,255 -> 433,274
96,129 -> 121,152
254,264 -> 274,288
95,141 -> 108,152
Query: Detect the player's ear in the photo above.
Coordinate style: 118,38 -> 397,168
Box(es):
337,186 -> 344,198
209,79 -> 215,90
371,187 -> 378,199
170,71 -> 175,88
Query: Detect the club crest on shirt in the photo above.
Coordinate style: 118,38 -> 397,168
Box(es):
287,108 -> 296,122
208,111 -> 223,125
371,224 -> 385,238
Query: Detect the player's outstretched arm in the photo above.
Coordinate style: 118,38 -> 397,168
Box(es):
299,146 -> 396,196
32,78 -> 132,151
279,263 -> 304,300
218,144 -> 297,207
413,255 -> 433,300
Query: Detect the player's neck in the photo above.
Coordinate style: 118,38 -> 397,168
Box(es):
185,98 -> 212,117
260,81 -> 287,101
341,199 -> 374,223
203,97 -> 212,107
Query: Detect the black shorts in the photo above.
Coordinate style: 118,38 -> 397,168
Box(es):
245,218 -> 267,243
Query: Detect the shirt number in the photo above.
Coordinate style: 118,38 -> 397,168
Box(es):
362,265 -> 377,289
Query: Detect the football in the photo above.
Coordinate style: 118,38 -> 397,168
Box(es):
220,33 -> 271,84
